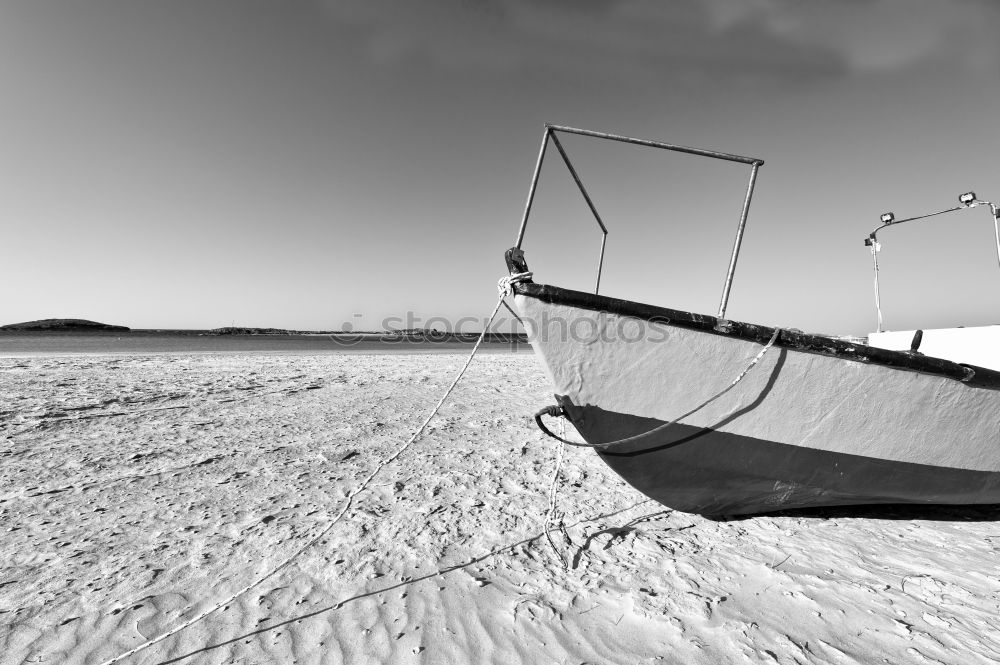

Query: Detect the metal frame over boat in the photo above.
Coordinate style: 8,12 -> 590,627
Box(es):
508,124 -> 1000,516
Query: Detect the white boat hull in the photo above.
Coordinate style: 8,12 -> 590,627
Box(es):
512,282 -> 1000,516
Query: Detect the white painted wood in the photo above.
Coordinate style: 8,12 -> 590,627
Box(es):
514,294 -> 1000,473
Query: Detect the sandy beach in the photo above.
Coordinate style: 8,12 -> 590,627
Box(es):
2,352 -> 999,664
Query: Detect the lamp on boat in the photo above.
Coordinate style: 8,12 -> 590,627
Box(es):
867,191 -> 1000,333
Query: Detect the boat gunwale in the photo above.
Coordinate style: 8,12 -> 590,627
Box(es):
512,281 -> 1000,391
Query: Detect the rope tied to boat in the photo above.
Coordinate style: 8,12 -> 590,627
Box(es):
498,271 -> 533,299
97,272 -> 533,665
534,327 -> 782,449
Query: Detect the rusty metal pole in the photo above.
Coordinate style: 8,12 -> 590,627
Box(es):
515,123 -> 765,304
990,204 -> 1000,271
515,127 -> 552,249
717,162 -> 761,319
871,242 -> 884,332
547,124 -> 762,166
595,233 -> 608,294
549,130 -> 610,293
548,131 -> 609,236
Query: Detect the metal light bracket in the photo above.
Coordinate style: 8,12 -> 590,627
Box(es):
865,191 -> 1000,332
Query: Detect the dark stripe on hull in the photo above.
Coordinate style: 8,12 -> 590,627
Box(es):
559,399 -> 1000,516
514,282 -> 1000,390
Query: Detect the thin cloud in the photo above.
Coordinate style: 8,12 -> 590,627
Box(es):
322,0 -> 1000,83
708,0 -> 1000,74
320,0 -> 842,82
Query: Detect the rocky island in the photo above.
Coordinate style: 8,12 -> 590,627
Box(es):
1,318 -> 130,332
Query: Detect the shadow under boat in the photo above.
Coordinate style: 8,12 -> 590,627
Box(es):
558,396 -> 1000,520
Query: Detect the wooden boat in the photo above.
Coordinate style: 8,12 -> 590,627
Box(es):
510,124 -> 1000,516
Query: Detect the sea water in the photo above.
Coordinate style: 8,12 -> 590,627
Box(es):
0,332 -> 528,356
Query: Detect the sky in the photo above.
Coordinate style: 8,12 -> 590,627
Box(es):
2,0 -> 999,335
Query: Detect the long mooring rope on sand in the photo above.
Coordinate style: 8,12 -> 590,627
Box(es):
98,273 -> 532,665
543,420 -> 569,569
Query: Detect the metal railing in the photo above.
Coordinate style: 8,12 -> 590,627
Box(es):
864,192 -> 1000,332
514,123 -> 763,318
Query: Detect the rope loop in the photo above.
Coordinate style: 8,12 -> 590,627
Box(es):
498,271 -> 533,300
